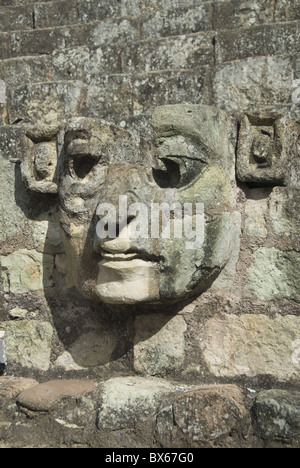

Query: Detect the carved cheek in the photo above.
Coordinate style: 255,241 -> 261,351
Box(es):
173,166 -> 234,212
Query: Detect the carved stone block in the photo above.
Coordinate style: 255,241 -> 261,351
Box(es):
21,125 -> 62,194
19,106 -> 239,306
236,113 -> 297,186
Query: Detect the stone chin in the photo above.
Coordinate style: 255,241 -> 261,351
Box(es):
95,258 -> 160,305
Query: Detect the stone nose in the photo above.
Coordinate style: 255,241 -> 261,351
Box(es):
93,196 -> 136,254
93,165 -> 158,253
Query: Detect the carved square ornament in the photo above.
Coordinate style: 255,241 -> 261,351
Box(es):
21,125 -> 63,194
237,114 -> 292,186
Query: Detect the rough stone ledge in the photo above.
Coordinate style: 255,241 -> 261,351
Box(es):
252,389 -> 300,441
1,376 -> 299,447
215,20 -> 300,63
0,15 -> 141,36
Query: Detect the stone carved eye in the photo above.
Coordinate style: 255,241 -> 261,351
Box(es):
66,133 -> 101,180
153,136 -> 207,189
152,158 -> 181,188
153,157 -> 205,188
70,152 -> 100,179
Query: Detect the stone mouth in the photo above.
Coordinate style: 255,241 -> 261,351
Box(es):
100,250 -> 141,261
100,248 -> 162,263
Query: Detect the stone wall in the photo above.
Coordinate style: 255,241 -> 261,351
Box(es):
0,0 -> 299,448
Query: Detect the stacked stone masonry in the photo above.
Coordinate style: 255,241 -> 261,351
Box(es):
0,0 -> 300,129
0,0 -> 299,448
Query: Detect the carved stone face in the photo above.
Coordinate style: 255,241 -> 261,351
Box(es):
21,105 -> 238,305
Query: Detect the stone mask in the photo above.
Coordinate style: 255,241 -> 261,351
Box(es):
20,105 -> 238,305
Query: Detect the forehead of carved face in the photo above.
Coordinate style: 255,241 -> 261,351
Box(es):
58,105 -> 237,304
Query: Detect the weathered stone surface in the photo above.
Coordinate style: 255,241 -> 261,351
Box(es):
88,18 -> 141,49
269,187 -> 300,235
0,104 -> 7,126
275,0 -> 300,21
173,385 -> 248,442
8,77 -> 135,125
214,56 -> 293,114
31,210 -> 62,252
54,351 -> 84,371
33,2 -> 79,29
134,314 -> 187,375
0,56 -> 53,90
17,380 -> 97,412
0,249 -> 54,293
0,155 -> 26,244
0,126 -> 23,159
4,321 -> 53,371
69,331 -> 117,367
8,82 -> 84,126
52,46 -> 120,81
8,307 -> 32,319
0,376 -> 38,400
156,405 -> 175,445
0,29 -> 66,60
0,331 -> 5,365
0,80 -> 6,104
244,193 -> 268,238
131,69 -> 209,114
97,376 -> 174,431
0,22 -> 129,60
0,5 -> 33,33
216,23 -> 300,63
246,248 -> 300,302
124,32 -> 214,73
79,74 -> 133,121
76,0 -> 120,24
209,211 -> 241,291
253,389 -> 300,439
203,314 -> 300,380
213,0 -> 274,29
142,3 -> 212,37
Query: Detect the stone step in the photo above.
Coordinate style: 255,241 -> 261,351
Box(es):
0,6 -> 34,33
0,55 -> 53,90
0,30 -> 214,87
1,18 -> 299,65
1,376 -> 299,447
1,0 -> 299,28
0,19 -> 141,60
0,0 -> 49,5
216,20 -> 300,64
120,31 -> 215,74
0,1 -> 214,41
5,66 -> 211,125
212,0 -> 275,31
